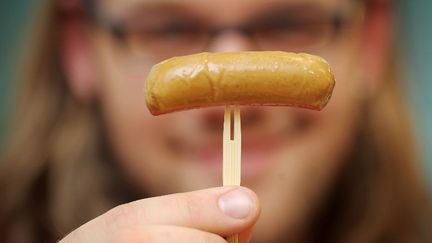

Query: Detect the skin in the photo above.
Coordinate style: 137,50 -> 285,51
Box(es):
59,0 -> 392,242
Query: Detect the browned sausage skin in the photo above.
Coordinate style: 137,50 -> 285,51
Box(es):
145,51 -> 335,115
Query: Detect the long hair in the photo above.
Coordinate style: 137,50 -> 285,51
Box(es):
0,0 -> 430,242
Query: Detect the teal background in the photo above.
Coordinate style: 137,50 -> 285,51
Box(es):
0,1 -> 34,140
1,1 -> 431,188
398,0 -> 432,187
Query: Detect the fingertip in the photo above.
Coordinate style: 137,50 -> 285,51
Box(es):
218,186 -> 260,222
238,186 -> 261,221
218,187 -> 260,242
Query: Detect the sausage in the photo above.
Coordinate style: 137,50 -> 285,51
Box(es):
145,51 -> 335,115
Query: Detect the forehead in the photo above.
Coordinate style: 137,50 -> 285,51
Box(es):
98,0 -> 349,20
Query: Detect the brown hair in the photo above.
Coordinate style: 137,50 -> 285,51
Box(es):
0,0 -> 430,242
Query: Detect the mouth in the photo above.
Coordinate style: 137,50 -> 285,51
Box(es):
196,136 -> 283,180
166,106 -> 318,180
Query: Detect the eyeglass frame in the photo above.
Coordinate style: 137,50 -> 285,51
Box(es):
81,0 -> 365,57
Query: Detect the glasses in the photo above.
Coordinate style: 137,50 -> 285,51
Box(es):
84,1 -> 360,60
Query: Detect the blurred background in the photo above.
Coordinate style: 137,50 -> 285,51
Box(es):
0,0 -> 431,190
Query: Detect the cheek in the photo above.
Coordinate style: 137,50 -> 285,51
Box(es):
252,48 -> 365,236
99,56 -> 157,148
92,35 -> 178,190
92,35 -> 219,195
291,48 -> 365,209
301,44 -> 365,183
251,85 -> 362,241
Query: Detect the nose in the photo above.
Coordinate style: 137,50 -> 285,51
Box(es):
201,30 -> 261,132
208,30 -> 256,52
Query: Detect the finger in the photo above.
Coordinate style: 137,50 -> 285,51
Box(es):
62,225 -> 227,243
114,225 -> 228,243
106,186 -> 260,236
61,186 -> 260,241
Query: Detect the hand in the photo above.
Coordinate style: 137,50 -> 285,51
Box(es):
60,186 -> 260,243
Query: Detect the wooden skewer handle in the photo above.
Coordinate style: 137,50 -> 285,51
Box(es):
223,106 -> 241,243
227,234 -> 239,243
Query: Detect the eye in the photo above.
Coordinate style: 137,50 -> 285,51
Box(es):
120,15 -> 208,59
120,15 -> 203,42
266,17 -> 331,38
149,21 -> 202,39
251,6 -> 337,51
258,9 -> 333,32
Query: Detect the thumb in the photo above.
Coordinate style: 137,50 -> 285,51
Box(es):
216,187 -> 261,242
61,186 -> 260,242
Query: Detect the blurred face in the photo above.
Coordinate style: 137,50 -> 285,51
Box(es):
66,0 -> 384,241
